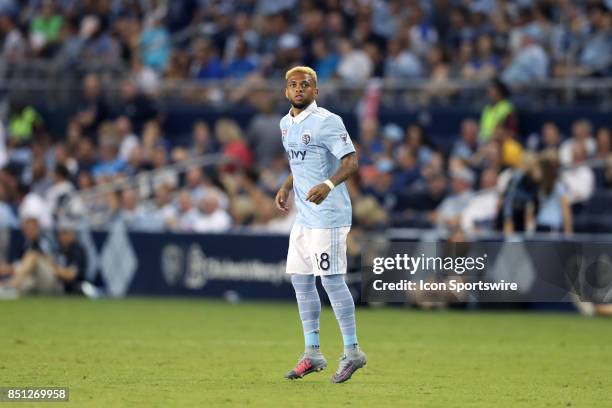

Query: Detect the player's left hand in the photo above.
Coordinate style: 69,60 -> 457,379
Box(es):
305,183 -> 331,205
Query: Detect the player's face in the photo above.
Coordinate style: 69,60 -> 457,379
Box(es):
285,73 -> 318,110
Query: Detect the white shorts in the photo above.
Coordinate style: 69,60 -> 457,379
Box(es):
286,224 -> 350,276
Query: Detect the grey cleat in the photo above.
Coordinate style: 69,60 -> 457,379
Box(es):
285,350 -> 327,380
331,348 -> 367,383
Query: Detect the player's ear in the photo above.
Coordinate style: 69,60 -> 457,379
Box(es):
285,88 -> 289,100
314,87 -> 319,97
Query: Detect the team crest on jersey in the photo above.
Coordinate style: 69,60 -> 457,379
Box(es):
301,130 -> 312,145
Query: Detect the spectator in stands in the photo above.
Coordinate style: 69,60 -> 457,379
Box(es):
53,142 -> 78,177
562,142 -> 595,206
501,152 -> 540,235
189,121 -> 215,157
74,73 -> 108,138
190,38 -> 224,80
140,120 -> 168,163
136,184 -> 175,231
115,116 -> 139,162
130,56 -> 161,96
117,80 -> 159,133
451,119 -> 480,165
139,12 -> 170,73
528,122 -> 562,152
216,118 -> 253,171
434,167 -> 475,233
258,153 -> 290,196
460,167 -> 499,235
79,15 -> 120,67
274,32 -> 303,75
391,146 -> 421,195
577,4 -> 612,77
183,167 -> 206,202
462,35 -> 500,80
46,164 -> 75,221
424,45 -> 452,100
164,49 -> 190,80
26,158 -> 50,196
312,37 -> 339,82
533,150 -> 573,234
19,184 -> 52,229
353,195 -> 388,230
502,34 -> 549,85
0,12 -> 26,61
193,192 -> 232,233
479,79 -> 517,142
246,100 -> 283,168
175,190 -> 198,232
120,188 -> 147,229
407,5 -> 438,58
0,183 -> 17,228
224,37 -> 258,79
362,158 -> 396,211
7,100 -> 44,148
404,124 -> 433,166
357,119 -> 386,165
172,120 -> 215,164
29,0 -> 63,57
91,130 -> 126,180
493,125 -> 524,169
151,145 -> 178,189
384,37 -> 422,79
394,171 -> 447,229
337,37 -> 373,82
224,12 -> 259,64
560,119 -> 596,166
75,137 -> 97,173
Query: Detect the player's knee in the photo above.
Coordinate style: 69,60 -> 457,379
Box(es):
320,274 -> 345,291
291,273 -> 316,288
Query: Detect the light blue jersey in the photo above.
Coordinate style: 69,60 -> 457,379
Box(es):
280,101 -> 356,228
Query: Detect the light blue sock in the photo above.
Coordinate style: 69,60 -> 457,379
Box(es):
291,274 -> 321,349
321,274 -> 358,351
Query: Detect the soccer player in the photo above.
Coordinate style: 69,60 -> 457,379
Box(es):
276,66 -> 366,383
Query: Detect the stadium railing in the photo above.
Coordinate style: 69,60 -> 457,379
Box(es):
2,59 -> 612,109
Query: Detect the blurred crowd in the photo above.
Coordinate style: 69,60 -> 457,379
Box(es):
1,0 -> 611,91
1,0 -> 612,238
1,71 -> 612,239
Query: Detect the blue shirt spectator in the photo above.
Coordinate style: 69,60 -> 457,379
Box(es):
140,21 -> 170,73
536,181 -> 568,230
502,36 -> 549,85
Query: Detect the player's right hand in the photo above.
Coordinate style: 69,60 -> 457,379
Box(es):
275,188 -> 290,212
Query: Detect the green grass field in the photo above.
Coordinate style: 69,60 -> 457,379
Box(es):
1,298 -> 611,407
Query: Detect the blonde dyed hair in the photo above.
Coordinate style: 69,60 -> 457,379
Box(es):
285,66 -> 317,85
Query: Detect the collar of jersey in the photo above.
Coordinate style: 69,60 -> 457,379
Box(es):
289,101 -> 318,124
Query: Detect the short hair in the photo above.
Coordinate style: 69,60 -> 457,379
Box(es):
285,66 -> 317,86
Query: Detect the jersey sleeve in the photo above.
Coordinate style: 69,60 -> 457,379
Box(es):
320,115 -> 356,159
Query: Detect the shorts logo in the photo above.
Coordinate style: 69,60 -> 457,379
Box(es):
301,130 -> 311,145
